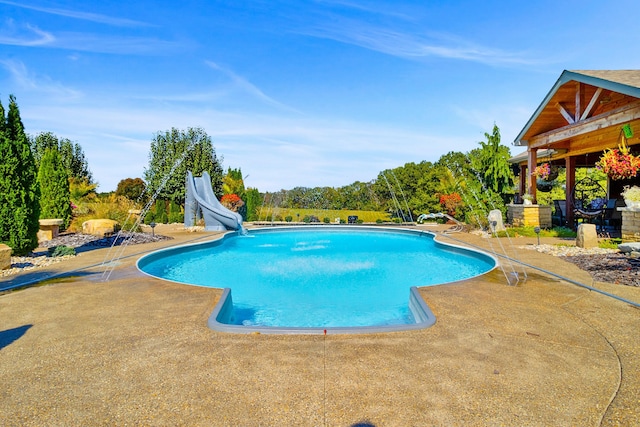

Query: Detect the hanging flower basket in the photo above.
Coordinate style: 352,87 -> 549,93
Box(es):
536,179 -> 553,192
532,163 -> 558,181
596,138 -> 640,180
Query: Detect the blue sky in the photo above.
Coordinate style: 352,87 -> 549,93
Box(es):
1,1 -> 639,192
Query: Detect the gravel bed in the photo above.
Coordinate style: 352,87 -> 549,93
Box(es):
1,232 -> 171,278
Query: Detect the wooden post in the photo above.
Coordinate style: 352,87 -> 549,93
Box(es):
527,148 -> 537,202
519,164 -> 527,197
565,156 -> 576,227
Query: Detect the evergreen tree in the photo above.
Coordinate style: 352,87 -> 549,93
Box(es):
38,148 -> 73,229
144,127 -> 224,206
154,200 -> 168,224
0,95 -> 40,255
30,132 -> 93,182
244,188 -> 261,221
470,124 -> 514,197
168,200 -> 183,223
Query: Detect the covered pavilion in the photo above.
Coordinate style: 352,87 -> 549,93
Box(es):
511,69 -> 640,229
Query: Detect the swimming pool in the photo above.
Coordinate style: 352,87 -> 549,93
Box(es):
137,227 -> 496,334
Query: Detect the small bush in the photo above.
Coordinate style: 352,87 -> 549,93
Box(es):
143,211 -> 155,225
168,200 -> 183,223
285,215 -> 293,222
376,218 -> 384,224
323,217 -> 330,224
48,245 -> 76,257
599,238 -> 621,249
154,200 -> 168,224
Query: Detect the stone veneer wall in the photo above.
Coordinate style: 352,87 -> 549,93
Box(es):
507,204 -> 552,228
620,208 -> 640,242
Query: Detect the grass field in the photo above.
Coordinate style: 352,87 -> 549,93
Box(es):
255,207 -> 392,223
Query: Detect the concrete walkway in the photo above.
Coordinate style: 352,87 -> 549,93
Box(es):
1,225 -> 639,426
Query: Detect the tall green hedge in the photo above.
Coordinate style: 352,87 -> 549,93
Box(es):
38,148 -> 72,229
0,96 -> 40,255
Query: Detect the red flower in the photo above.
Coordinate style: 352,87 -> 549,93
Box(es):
220,193 -> 244,211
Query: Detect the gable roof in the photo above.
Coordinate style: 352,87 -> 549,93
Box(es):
514,70 -> 640,146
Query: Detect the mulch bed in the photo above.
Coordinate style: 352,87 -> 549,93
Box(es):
561,253 -> 640,287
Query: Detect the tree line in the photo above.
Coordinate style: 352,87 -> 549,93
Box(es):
1,92 -> 515,255
261,125 -> 515,225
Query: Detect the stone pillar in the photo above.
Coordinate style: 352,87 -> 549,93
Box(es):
507,204 -> 552,228
620,208 -> 640,242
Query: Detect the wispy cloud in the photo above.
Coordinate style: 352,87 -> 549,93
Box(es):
205,61 -> 301,113
51,32 -> 185,55
314,0 -> 415,21
301,18 -> 538,66
0,0 -> 152,27
0,20 -> 53,46
0,59 -> 82,99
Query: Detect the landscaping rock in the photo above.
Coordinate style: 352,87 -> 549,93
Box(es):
0,243 -> 12,270
37,218 -> 64,241
618,242 -> 640,253
82,219 -> 120,237
487,209 -> 506,232
576,223 -> 598,248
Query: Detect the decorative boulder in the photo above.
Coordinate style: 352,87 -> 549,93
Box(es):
0,243 -> 12,270
82,219 -> 120,237
618,242 -> 640,253
487,209 -> 506,232
576,223 -> 598,249
37,218 -> 64,242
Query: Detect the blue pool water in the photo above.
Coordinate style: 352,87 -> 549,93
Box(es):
137,227 -> 495,330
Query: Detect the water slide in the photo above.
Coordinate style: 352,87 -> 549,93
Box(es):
184,171 -> 244,231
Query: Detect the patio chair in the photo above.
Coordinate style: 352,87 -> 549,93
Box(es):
571,176 -> 607,228
552,200 -> 566,227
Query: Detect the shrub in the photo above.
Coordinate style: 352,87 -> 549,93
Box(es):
154,200 -> 168,224
285,215 -> 293,222
0,95 -> 40,255
143,211 -> 155,225
323,217 -> 330,223
168,200 -> 183,223
38,148 -> 72,229
48,245 -> 76,257
115,177 -> 146,202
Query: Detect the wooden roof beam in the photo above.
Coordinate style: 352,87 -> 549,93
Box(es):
555,102 -> 575,125
529,100 -> 640,149
575,82 -> 584,122
580,87 -> 603,121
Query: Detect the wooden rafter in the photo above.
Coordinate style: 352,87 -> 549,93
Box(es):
555,102 -> 575,124
580,87 -> 603,121
575,82 -> 583,122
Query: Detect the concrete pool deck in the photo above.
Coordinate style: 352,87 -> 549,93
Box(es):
1,224 -> 639,426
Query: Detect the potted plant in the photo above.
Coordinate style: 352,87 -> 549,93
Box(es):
596,138 -> 640,180
522,193 -> 534,205
621,185 -> 640,209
